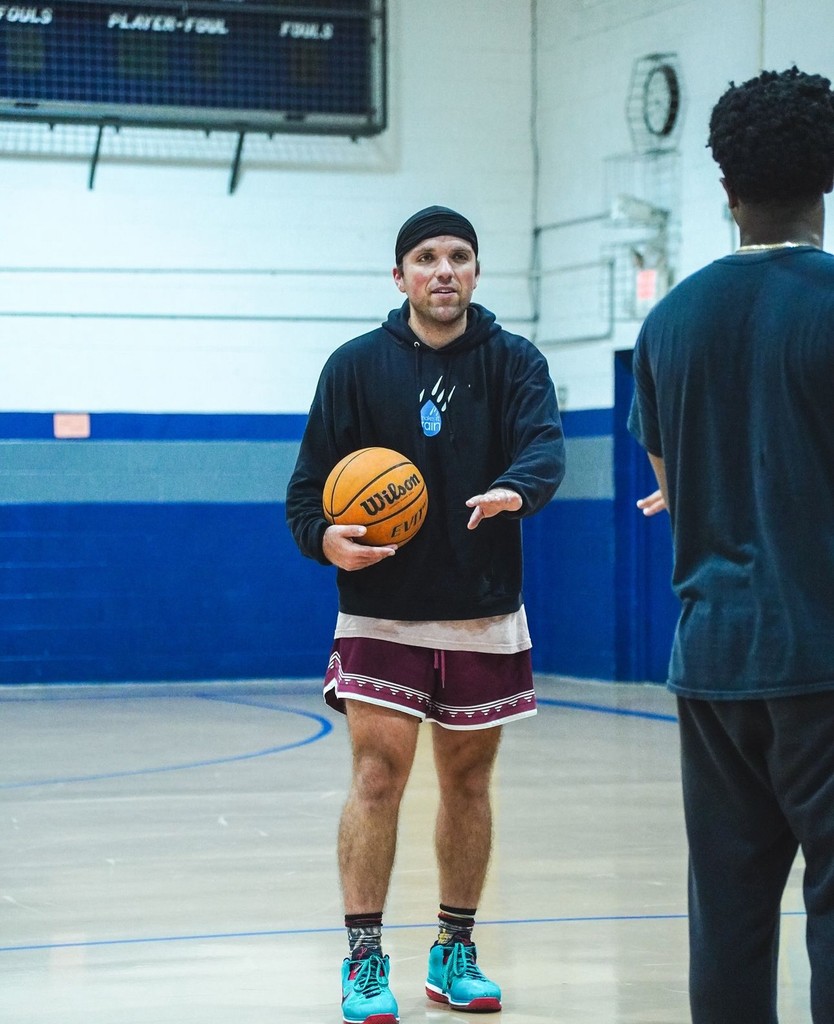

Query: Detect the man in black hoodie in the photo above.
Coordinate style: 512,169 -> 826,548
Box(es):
287,206 -> 565,1024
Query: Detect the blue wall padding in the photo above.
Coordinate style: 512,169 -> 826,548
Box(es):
523,499 -> 616,680
0,407 -> 674,685
0,503 -> 337,684
0,499 -> 616,685
612,350 -> 678,682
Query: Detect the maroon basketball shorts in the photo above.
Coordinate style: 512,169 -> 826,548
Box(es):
323,636 -> 536,729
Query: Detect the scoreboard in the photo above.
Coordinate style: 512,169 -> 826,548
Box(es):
0,0 -> 386,134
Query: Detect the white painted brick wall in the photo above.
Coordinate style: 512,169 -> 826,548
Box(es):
1,0 -> 833,415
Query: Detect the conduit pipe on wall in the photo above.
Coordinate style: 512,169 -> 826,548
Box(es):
0,265 -> 535,324
532,212 -> 616,347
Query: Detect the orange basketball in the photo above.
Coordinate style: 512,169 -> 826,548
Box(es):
323,447 -> 428,547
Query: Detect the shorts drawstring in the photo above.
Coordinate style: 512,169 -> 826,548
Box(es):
433,649 -> 446,687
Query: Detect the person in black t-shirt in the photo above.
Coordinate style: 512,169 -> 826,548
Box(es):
630,68 -> 834,1023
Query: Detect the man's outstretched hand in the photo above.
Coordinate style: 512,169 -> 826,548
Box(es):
465,488 -> 523,530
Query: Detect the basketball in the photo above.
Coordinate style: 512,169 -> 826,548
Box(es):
323,447 -> 428,547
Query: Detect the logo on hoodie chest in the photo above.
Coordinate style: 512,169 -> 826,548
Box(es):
420,375 -> 456,437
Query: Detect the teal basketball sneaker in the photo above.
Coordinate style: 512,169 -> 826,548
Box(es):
425,939 -> 502,1012
341,951 -> 399,1024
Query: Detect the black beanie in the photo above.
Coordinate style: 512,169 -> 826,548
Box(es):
395,206 -> 478,265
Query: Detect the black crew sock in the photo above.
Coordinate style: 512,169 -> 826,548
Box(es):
345,911 -> 384,959
437,903 -> 477,946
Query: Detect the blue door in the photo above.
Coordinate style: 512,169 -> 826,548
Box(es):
613,350 -> 679,682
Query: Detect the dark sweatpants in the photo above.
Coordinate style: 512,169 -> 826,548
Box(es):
677,692 -> 834,1024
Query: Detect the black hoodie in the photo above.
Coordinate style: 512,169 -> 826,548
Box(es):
286,301 -> 565,621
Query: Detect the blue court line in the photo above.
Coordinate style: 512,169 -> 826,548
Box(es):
0,690 -> 672,791
0,910 -> 809,955
194,692 -> 326,718
0,694 -> 332,791
537,696 -> 678,723
0,684 -> 322,704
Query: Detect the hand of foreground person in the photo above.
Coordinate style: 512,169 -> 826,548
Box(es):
465,488 -> 523,530
636,489 -> 667,516
322,524 -> 397,570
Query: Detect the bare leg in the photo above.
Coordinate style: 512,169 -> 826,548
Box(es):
339,700 -> 420,913
432,725 -> 502,907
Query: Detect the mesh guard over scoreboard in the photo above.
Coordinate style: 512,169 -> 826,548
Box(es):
0,0 -> 386,134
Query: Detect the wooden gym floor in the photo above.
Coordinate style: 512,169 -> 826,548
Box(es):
0,676 -> 810,1023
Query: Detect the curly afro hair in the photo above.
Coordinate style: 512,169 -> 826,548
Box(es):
708,66 -> 834,203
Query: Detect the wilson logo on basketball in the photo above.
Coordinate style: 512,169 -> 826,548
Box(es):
359,474 -> 421,517
323,448 -> 429,547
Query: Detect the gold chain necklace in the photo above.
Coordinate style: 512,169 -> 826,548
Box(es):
735,241 -> 809,253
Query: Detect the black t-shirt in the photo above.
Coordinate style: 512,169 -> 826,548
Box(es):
630,246 -> 834,697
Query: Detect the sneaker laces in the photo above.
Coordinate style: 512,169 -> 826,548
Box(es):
446,941 -> 486,982
351,953 -> 388,998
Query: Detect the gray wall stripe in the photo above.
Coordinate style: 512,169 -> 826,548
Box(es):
0,435 -> 612,505
0,441 -> 299,504
553,435 -> 613,501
